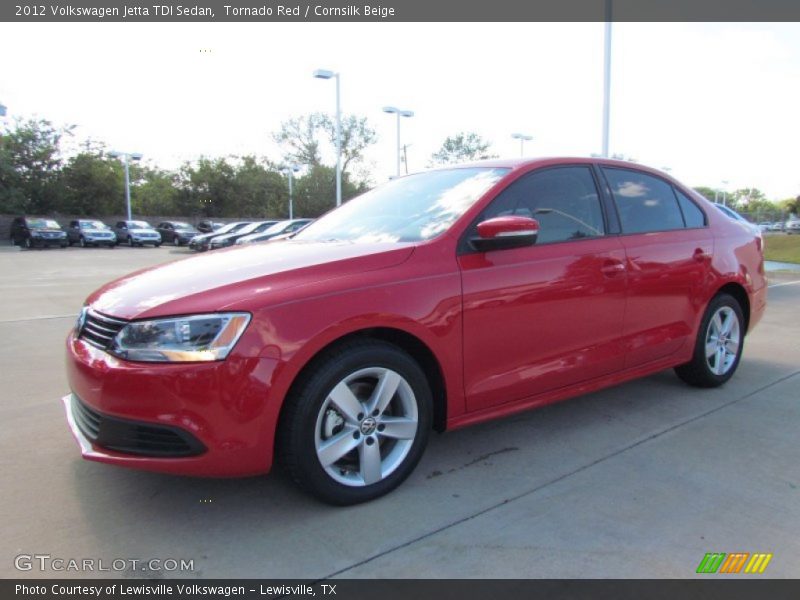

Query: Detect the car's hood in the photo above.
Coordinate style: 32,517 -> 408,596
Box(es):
83,229 -> 113,234
86,240 -> 416,320
130,228 -> 158,234
32,228 -> 65,234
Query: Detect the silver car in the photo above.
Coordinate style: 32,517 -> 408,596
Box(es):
113,220 -> 162,247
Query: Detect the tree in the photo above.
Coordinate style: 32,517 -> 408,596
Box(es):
59,152 -> 124,215
132,166 -> 181,216
693,186 -> 717,203
429,132 -> 497,166
0,118 -> 71,214
272,112 -> 377,185
293,165 -> 369,218
232,155 -> 288,218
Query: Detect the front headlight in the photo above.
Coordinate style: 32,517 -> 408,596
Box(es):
110,313 -> 251,362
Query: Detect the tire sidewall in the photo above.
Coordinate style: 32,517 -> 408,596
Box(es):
694,294 -> 745,386
286,342 -> 433,505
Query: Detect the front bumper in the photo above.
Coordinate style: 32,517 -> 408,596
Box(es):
63,332 -> 281,477
30,236 -> 67,247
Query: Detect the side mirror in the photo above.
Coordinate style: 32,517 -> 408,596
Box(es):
470,216 -> 539,252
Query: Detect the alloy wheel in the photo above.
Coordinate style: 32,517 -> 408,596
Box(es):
314,367 -> 418,487
705,306 -> 741,376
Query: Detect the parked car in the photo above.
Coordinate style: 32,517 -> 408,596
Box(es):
189,221 -> 251,252
757,221 -> 771,232
769,222 -> 784,232
197,220 -> 224,234
67,220 -> 117,248
785,219 -> 800,234
235,218 -> 313,245
209,220 -> 279,249
64,158 -> 766,505
156,221 -> 199,246
113,220 -> 162,247
10,216 -> 68,249
713,204 -> 762,237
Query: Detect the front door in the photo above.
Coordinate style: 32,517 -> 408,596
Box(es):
459,166 -> 628,413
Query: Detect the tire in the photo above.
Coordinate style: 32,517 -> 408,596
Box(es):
155,243 -> 161,248
79,237 -> 86,248
278,340 -> 433,505
24,238 -> 33,249
675,293 -> 745,388
173,236 -> 180,246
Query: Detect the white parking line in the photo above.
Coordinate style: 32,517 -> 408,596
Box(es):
768,280 -> 800,289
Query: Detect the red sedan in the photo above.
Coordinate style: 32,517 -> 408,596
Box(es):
64,158 -> 766,504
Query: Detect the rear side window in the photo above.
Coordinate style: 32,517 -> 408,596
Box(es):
477,166 -> 606,244
603,168 -> 684,234
675,189 -> 706,228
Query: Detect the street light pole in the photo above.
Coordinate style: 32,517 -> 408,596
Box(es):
109,151 -> 143,221
511,133 -> 533,157
284,164 -> 299,220
313,69 -> 342,206
383,106 -> 414,177
602,0 -> 613,157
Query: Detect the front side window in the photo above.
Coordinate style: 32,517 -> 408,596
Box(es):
474,166 -> 606,244
603,168 -> 684,234
296,168 -> 509,244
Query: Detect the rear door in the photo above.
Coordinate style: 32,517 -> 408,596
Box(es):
459,165 -> 628,413
600,167 -> 712,368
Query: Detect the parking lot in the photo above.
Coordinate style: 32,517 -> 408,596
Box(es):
1,244 -> 799,579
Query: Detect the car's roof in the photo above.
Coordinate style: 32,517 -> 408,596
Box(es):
438,156 -> 671,177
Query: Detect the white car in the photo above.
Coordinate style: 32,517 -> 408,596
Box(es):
785,220 -> 800,234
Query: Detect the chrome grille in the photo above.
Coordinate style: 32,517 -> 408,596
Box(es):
79,310 -> 127,350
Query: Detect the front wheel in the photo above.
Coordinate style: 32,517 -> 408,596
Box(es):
278,340 -> 432,505
173,236 -> 180,246
675,293 -> 745,388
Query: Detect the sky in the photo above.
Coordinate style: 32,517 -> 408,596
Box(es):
1,21 -> 799,199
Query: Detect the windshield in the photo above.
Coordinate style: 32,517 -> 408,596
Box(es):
80,220 -> 109,230
128,221 -> 153,229
233,222 -> 266,235
214,222 -> 248,235
26,218 -> 60,229
258,221 -> 294,236
296,168 -> 508,243
173,222 -> 194,230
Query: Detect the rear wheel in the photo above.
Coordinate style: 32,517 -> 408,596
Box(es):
127,237 -> 134,247
279,340 -> 432,505
173,236 -> 180,246
79,236 -> 86,248
675,293 -> 744,387
24,238 -> 33,249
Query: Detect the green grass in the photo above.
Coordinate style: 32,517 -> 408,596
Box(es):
764,234 -> 800,264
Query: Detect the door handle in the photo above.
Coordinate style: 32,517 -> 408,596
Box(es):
601,259 -> 626,276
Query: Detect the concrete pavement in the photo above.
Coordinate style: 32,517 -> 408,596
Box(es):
1,246 -> 798,579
